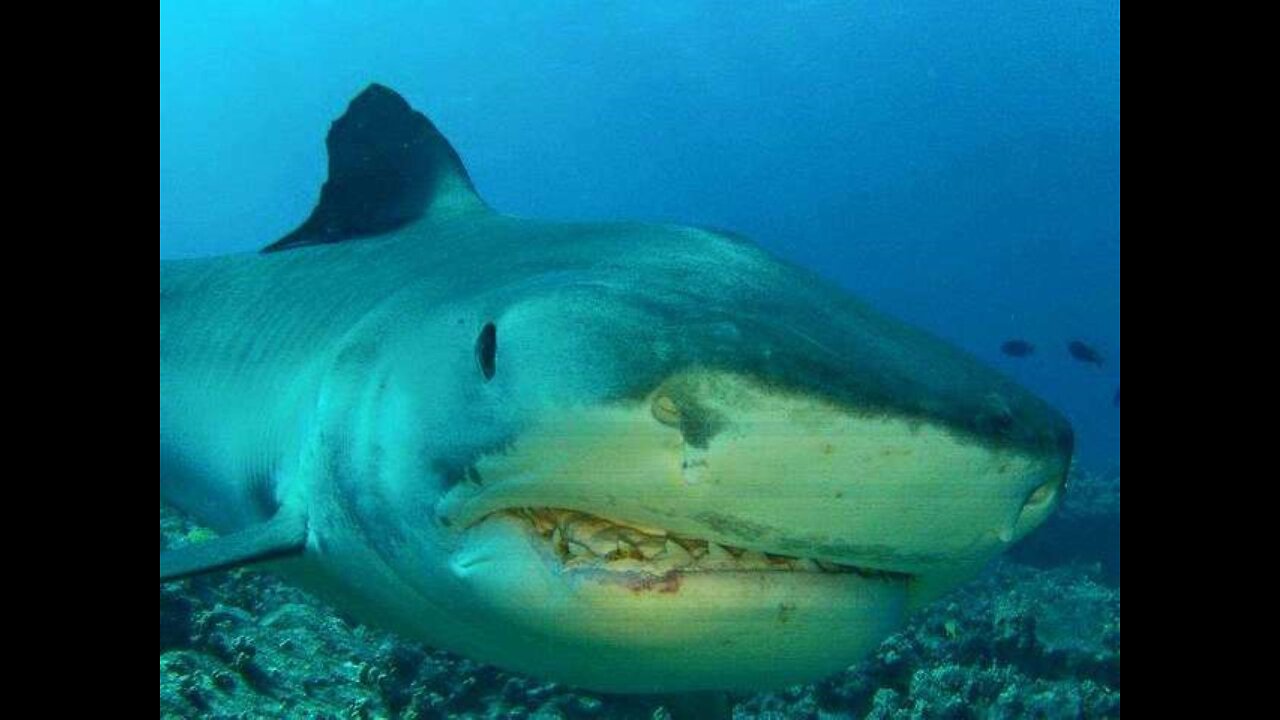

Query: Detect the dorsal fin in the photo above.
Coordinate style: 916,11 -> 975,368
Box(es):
160,511 -> 308,584
263,83 -> 485,254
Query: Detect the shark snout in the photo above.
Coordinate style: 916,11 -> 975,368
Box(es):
633,368 -> 1073,576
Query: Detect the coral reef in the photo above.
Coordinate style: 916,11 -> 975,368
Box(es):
790,563 -> 1120,719
161,503 -> 1120,719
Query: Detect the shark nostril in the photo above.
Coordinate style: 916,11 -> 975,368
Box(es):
649,388 -> 724,449
1024,480 -> 1059,510
652,395 -> 683,428
1004,478 -> 1063,544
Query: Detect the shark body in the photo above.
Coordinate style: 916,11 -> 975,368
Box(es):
160,85 -> 1072,696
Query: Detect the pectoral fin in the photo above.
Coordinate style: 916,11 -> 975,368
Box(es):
160,512 -> 308,584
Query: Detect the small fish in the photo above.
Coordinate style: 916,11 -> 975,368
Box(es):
1001,340 -> 1036,358
1067,341 -> 1105,367
1113,387 -> 1120,408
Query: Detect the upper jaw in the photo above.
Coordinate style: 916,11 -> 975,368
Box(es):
441,460 -> 928,585
435,372 -> 1069,588
437,437 -> 1062,584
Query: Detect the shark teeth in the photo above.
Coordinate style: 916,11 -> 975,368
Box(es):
509,508 -> 891,578
634,538 -> 667,560
529,511 -> 557,537
706,543 -> 734,564
796,559 -> 823,573
582,531 -> 626,557
662,540 -> 694,565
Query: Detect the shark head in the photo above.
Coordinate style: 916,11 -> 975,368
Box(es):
162,85 -> 1070,695
270,87 -> 1074,694
327,220 -> 1071,693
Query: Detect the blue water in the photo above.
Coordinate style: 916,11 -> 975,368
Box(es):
160,1 -> 1120,469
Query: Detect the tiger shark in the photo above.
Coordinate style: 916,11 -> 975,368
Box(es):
160,84 -> 1072,700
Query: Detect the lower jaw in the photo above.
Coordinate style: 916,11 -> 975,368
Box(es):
451,513 -> 913,693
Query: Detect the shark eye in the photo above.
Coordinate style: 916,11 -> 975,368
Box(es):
476,323 -> 498,381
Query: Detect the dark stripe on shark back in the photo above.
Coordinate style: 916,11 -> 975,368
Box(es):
263,84 -> 487,254
577,263 -> 1075,459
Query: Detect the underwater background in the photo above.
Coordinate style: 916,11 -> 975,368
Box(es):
161,2 -> 1120,718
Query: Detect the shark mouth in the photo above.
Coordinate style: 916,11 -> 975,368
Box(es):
496,508 -> 912,582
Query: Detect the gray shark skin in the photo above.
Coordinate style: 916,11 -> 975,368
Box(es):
160,85 -> 1072,696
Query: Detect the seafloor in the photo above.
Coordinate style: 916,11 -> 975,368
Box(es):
160,471 -> 1120,720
